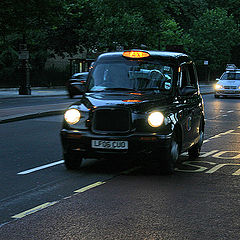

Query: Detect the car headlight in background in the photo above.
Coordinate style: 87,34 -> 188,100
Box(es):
215,84 -> 222,90
148,111 -> 164,127
64,109 -> 81,124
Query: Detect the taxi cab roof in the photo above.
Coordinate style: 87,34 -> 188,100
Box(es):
226,70 -> 240,73
225,64 -> 240,73
96,50 -> 190,64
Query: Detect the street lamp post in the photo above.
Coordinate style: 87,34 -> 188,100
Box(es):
18,44 -> 31,95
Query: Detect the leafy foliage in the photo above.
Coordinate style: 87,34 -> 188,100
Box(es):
1,0 -> 240,85
189,8 -> 240,71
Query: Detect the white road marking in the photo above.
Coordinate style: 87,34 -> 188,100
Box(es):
15,129 -> 238,176
17,160 -> 64,175
177,161 -> 240,176
200,150 -> 219,157
207,130 -> 234,141
212,151 -> 240,159
232,168 -> 240,176
201,130 -> 235,145
175,161 -> 216,173
205,163 -> 240,175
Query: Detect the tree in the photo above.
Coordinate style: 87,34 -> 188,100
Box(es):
163,0 -> 208,30
206,0 -> 240,23
46,0 -> 94,55
158,19 -> 192,51
189,8 -> 240,73
88,0 -> 168,51
0,0 -> 63,42
0,0 -> 65,75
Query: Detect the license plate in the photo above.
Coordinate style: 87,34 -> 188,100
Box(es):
91,140 -> 128,150
223,90 -> 237,94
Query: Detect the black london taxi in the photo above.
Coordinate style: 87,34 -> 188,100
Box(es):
60,50 -> 205,174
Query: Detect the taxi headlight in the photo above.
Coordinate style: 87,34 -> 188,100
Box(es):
148,111 -> 164,127
64,109 -> 81,124
215,84 -> 222,90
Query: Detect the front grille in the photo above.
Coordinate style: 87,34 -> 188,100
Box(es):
92,108 -> 131,133
224,86 -> 237,89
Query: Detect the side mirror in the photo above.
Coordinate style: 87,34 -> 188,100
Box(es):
71,81 -> 86,95
179,86 -> 197,96
77,82 -> 86,94
216,78 -> 220,81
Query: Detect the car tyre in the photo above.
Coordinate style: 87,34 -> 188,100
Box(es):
64,152 -> 82,170
214,95 -> 220,98
159,131 -> 180,174
188,120 -> 204,160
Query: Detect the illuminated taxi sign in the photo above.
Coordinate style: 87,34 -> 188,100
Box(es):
123,51 -> 150,59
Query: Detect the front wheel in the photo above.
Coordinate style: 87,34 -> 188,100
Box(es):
157,130 -> 180,174
64,152 -> 82,170
161,138 -> 179,174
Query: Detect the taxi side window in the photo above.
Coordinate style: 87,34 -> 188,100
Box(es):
188,64 -> 198,88
180,64 -> 197,89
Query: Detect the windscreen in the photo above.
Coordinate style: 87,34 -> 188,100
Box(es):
88,60 -> 174,93
221,72 -> 240,80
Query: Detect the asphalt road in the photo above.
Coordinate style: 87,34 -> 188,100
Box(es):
0,94 -> 240,239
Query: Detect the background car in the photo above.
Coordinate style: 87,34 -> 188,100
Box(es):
214,64 -> 240,98
66,72 -> 88,98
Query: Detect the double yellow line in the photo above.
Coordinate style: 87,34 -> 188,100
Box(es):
11,181 -> 106,220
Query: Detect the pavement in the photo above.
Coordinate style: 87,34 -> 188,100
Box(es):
0,87 -> 71,124
0,87 -> 67,98
0,84 -> 214,124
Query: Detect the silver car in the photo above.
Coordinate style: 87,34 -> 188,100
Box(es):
214,64 -> 240,98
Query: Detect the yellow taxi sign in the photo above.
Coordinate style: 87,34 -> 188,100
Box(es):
123,50 -> 150,59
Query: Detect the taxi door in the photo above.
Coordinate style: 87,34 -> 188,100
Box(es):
178,63 -> 201,150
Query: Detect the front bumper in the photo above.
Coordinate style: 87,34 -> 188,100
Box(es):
215,90 -> 240,97
60,129 -> 172,159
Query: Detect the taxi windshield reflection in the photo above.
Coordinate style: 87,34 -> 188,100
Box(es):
88,61 -> 174,93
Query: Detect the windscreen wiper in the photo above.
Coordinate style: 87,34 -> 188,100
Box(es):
104,88 -> 136,91
138,88 -> 160,91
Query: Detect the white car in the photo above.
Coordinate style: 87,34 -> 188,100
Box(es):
214,64 -> 240,98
